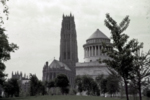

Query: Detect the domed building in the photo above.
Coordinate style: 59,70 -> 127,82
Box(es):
42,14 -> 112,88
76,29 -> 111,79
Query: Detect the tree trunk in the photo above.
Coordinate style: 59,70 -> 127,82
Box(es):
120,82 -> 124,99
138,76 -> 142,100
124,79 -> 129,100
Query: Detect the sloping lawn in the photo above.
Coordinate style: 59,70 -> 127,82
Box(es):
0,95 -> 148,100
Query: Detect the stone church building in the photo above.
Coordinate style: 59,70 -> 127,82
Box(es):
42,14 -> 78,87
42,14 -> 111,87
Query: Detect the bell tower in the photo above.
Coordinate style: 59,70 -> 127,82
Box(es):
59,13 -> 78,74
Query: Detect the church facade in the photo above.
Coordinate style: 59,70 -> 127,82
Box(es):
42,14 -> 78,87
42,14 -> 111,87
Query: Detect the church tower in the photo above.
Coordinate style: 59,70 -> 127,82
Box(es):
59,13 -> 78,74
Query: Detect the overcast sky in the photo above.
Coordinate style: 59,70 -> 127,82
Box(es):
2,0 -> 150,80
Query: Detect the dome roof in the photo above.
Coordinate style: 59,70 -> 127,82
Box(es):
88,29 -> 109,40
49,60 -> 71,71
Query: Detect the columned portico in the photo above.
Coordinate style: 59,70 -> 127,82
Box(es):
83,29 -> 111,62
76,28 -> 112,81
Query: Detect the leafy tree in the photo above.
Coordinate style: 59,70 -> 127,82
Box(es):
37,80 -> 47,95
0,28 -> 18,86
106,77 -> 120,97
81,75 -> 93,94
47,80 -> 55,95
81,75 -> 99,95
55,74 -> 70,94
90,80 -> 100,96
131,50 -> 150,100
143,87 -> 150,98
106,68 -> 120,97
3,80 -> 13,97
95,74 -> 104,93
100,78 -> 107,96
29,74 -> 39,96
3,78 -> 20,97
101,13 -> 143,100
29,75 -> 47,96
147,90 -> 150,98
11,79 -> 20,97
75,75 -> 83,93
0,0 -> 18,86
48,80 -> 55,89
0,0 -> 9,24
96,71 -> 120,97
76,75 -> 100,96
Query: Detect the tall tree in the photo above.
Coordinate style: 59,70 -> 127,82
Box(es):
0,0 -> 18,86
29,74 -> 39,96
3,78 -> 20,97
131,50 -> 150,100
0,28 -> 18,86
102,13 -> 143,100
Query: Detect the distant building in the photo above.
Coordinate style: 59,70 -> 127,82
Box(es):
12,72 -> 30,96
42,14 -> 78,87
76,29 -> 111,79
42,14 -> 111,88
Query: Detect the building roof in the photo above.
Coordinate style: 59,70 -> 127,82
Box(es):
49,60 -> 71,71
88,29 -> 109,40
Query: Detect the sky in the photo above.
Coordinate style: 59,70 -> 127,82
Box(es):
1,0 -> 150,80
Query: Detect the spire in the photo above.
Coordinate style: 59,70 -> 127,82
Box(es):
12,71 -> 13,76
70,13 -> 72,17
63,13 -> 64,18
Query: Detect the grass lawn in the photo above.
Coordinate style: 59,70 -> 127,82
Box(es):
1,95 -> 149,100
